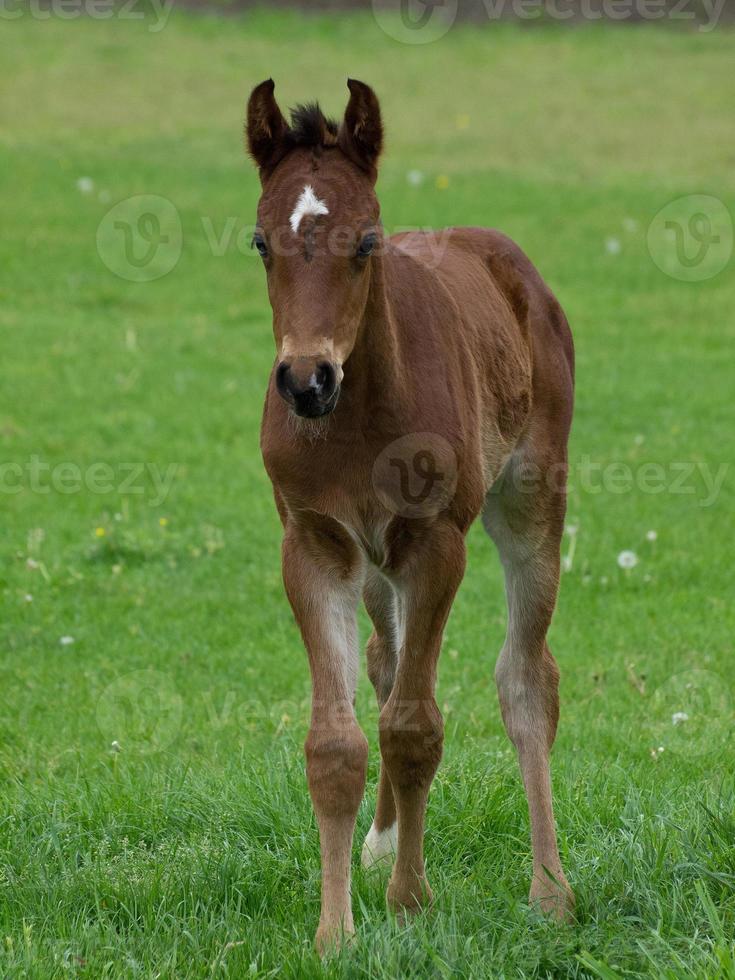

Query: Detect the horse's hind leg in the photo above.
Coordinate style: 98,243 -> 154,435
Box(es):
483,445 -> 574,919
361,567 -> 399,868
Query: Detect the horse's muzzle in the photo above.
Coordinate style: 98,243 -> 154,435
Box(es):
275,358 -> 340,418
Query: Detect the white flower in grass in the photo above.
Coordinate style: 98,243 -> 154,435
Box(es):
561,554 -> 573,573
605,236 -> 621,255
111,740 -> 121,753
406,169 -> 424,186
565,522 -> 579,537
671,712 -> 689,725
617,550 -> 638,570
24,594 -> 33,602
76,176 -> 94,194
59,635 -> 75,646
646,530 -> 658,542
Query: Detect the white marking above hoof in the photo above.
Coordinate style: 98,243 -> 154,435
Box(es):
289,184 -> 329,234
361,821 -> 397,870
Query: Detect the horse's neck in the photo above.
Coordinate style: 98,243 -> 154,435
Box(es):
343,256 -> 403,418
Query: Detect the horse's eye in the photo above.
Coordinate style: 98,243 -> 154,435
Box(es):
357,233 -> 377,259
252,233 -> 268,258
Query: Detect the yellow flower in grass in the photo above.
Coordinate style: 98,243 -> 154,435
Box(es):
159,517 -> 168,527
435,174 -> 450,190
95,527 -> 105,538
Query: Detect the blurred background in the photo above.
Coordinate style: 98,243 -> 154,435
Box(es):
1,2 -> 733,976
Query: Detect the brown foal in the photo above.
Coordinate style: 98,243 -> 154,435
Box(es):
245,78 -> 575,952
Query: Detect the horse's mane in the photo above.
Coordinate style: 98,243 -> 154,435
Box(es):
286,103 -> 339,150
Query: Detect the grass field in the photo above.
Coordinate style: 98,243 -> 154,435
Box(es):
1,8 -> 734,977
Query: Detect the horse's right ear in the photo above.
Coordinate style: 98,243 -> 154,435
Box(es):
246,79 -> 289,177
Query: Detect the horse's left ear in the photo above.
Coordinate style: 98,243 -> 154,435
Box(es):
338,79 -> 383,179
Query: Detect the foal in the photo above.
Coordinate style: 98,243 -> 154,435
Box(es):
246,78 -> 575,951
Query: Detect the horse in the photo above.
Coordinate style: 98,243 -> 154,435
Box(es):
245,77 -> 575,952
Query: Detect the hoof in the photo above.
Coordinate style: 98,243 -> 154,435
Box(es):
361,822 -> 397,870
314,920 -> 355,957
387,872 -> 433,920
529,873 -> 575,923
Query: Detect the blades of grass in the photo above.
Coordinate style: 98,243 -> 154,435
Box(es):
576,951 -> 624,980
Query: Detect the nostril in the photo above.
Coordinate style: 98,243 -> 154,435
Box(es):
316,361 -> 336,398
275,361 -> 293,399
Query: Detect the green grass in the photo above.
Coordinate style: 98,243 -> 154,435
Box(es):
1,8 -> 735,977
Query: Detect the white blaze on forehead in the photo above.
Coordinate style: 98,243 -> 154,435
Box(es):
289,184 -> 329,234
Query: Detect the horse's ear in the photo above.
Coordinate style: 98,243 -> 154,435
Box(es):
338,78 -> 383,179
246,79 -> 289,177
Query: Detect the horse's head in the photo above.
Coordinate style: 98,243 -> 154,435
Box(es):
246,78 -> 383,418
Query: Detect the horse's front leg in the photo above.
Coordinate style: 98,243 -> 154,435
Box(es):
282,518 -> 367,953
379,518 -> 466,915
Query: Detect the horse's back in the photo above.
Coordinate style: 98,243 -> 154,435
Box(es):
388,226 -> 574,478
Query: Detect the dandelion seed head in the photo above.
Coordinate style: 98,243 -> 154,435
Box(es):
617,550 -> 638,570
